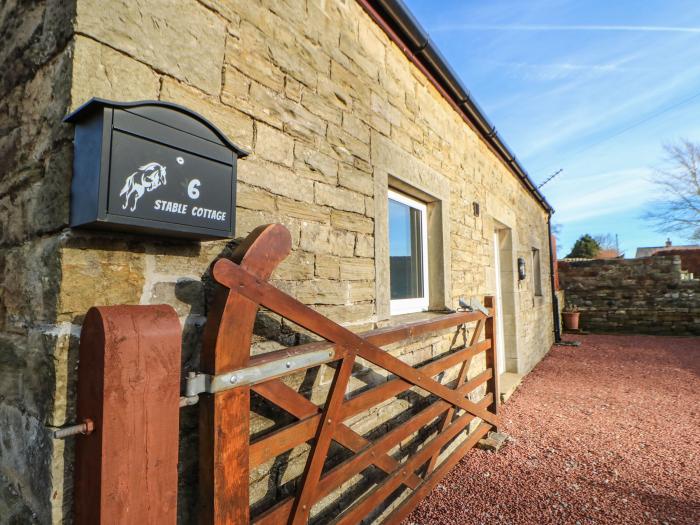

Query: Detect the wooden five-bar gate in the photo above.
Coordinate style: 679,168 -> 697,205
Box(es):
69,223 -> 500,524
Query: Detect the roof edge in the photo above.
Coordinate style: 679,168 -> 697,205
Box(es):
358,0 -> 554,214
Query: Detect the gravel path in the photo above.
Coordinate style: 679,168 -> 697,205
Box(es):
406,334 -> 700,525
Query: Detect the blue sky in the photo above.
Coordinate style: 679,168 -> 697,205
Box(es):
403,0 -> 700,256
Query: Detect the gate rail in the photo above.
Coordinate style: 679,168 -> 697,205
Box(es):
198,223 -> 500,524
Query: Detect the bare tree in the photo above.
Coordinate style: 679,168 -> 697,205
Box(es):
644,140 -> 700,240
592,233 -> 622,257
592,234 -> 616,251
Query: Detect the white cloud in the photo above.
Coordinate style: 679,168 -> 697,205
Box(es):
548,168 -> 655,223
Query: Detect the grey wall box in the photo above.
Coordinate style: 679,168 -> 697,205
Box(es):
64,98 -> 248,240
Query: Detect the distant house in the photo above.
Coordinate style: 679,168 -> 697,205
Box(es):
635,239 -> 700,277
635,238 -> 700,258
595,248 -> 624,260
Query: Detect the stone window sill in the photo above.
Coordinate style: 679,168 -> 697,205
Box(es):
377,309 -> 450,329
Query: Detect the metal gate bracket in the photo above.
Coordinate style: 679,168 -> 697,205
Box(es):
185,348 -> 334,398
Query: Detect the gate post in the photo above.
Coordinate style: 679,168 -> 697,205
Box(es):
198,224 -> 291,525
74,305 -> 181,525
484,296 -> 500,431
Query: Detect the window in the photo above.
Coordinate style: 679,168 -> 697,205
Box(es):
388,189 -> 429,314
532,248 -> 543,296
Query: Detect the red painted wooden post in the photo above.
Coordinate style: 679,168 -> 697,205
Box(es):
198,224 -> 291,525
74,305 -> 181,525
483,296 -> 500,430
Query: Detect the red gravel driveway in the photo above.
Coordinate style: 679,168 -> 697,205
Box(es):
406,334 -> 700,525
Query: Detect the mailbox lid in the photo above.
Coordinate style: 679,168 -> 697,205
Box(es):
65,98 -> 249,157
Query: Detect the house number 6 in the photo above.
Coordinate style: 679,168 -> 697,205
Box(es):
188,179 -> 201,199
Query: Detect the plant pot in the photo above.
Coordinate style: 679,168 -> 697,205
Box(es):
562,311 -> 580,331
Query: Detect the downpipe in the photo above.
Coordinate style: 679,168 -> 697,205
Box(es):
547,215 -> 562,343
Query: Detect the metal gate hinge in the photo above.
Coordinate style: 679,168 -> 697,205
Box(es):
183,348 -> 334,400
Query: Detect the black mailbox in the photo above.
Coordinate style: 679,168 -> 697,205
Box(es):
64,98 -> 248,239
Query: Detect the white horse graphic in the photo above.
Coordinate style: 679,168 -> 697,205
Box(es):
119,162 -> 167,212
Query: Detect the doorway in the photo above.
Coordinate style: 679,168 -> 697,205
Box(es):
492,226 -> 517,375
493,230 -> 507,373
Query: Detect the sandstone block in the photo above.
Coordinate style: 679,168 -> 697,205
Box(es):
77,0 -> 226,95
221,66 -> 251,104
237,183 -> 276,212
255,122 -> 295,167
299,222 -> 330,254
348,281 -> 374,303
355,234 -> 374,258
330,60 -> 370,103
358,23 -> 386,64
285,76 -> 304,102
341,113 -> 371,144
273,250 -> 314,281
285,279 -> 347,305
315,303 -> 375,326
71,36 -> 160,106
364,196 -> 375,218
340,257 -> 374,281
294,143 -> 339,185
315,183 -> 364,214
309,78 -> 348,125
268,26 -> 323,90
225,79 -> 326,143
315,254 -> 340,279
226,21 -> 284,92
372,91 -> 403,128
328,229 -> 357,257
326,123 -> 371,163
238,158 -> 314,203
277,197 -> 330,223
337,164 -> 374,197
330,210 -> 373,234
58,236 -> 146,322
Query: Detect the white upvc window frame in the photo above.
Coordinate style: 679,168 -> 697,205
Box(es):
388,189 -> 430,315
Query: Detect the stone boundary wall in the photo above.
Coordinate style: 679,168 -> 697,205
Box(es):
558,256 -> 700,335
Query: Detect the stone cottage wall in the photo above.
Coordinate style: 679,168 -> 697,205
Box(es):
0,1 -> 78,522
1,0 -> 555,522
559,256 -> 700,334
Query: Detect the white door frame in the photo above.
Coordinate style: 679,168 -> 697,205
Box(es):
493,230 -> 506,374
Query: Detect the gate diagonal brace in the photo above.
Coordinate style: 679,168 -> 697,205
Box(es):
184,348 -> 335,398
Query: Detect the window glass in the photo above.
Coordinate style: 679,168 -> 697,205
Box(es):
389,199 -> 424,299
